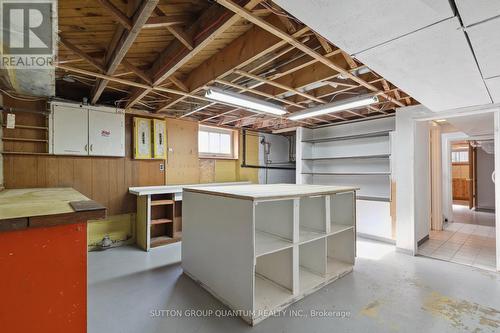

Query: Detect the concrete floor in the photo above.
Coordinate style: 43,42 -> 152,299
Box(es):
88,239 -> 500,333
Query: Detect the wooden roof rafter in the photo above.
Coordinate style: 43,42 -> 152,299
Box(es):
54,0 -> 419,131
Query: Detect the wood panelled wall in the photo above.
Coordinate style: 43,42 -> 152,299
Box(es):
3,114 -> 165,215
2,96 -> 259,217
452,163 -> 470,201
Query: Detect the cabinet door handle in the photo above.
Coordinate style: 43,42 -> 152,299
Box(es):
90,144 -> 93,152
84,144 -> 88,152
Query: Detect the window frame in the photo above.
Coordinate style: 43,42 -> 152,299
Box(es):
198,125 -> 239,160
451,150 -> 469,164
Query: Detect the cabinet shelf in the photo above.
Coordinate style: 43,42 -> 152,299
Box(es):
326,258 -> 353,278
2,137 -> 48,143
151,199 -> 174,206
302,154 -> 390,161
302,172 -> 390,176
357,196 -> 390,202
329,225 -> 354,236
151,235 -> 178,248
299,267 -> 324,292
299,227 -> 325,244
2,124 -> 48,130
302,130 -> 391,143
254,274 -> 292,313
255,230 -> 293,257
151,218 -> 172,225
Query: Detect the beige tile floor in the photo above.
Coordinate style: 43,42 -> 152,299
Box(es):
418,205 -> 496,271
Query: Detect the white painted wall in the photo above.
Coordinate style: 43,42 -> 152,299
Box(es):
395,105 -> 433,253
494,112 -> 500,271
414,120 -> 431,242
477,147 -> 495,210
258,133 -> 295,184
441,132 -> 468,222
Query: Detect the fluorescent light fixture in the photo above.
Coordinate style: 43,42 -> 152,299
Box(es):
288,95 -> 379,120
205,87 -> 287,116
434,119 -> 447,123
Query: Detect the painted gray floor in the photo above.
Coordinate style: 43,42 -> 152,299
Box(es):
88,239 -> 500,333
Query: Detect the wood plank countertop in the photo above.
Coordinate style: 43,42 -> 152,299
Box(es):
183,184 -> 359,201
0,187 -> 106,232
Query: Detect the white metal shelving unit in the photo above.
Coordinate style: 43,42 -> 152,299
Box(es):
296,117 -> 395,242
182,184 -> 357,325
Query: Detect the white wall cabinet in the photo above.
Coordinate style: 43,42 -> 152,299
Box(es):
50,102 -> 125,157
52,104 -> 89,155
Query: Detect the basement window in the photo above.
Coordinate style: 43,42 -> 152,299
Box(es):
452,151 -> 469,163
198,125 -> 238,159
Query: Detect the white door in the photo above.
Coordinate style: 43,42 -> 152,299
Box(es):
52,104 -> 89,155
88,109 -> 125,157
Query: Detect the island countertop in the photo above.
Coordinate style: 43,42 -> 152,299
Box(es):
183,183 -> 359,201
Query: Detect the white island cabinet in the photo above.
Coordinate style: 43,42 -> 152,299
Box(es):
182,184 -> 357,325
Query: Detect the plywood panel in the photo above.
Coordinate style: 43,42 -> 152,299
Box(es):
199,159 -> 215,183
165,118 -> 199,184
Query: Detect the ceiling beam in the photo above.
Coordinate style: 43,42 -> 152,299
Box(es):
157,18 -> 309,112
125,0 -> 264,110
143,15 -> 189,28
121,59 -> 152,84
216,0 -> 404,108
97,0 -> 132,30
58,35 -> 105,72
90,0 -> 159,104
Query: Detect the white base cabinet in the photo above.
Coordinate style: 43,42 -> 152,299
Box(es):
182,184 -> 356,325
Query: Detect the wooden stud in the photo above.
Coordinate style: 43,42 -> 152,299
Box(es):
91,0 -> 159,104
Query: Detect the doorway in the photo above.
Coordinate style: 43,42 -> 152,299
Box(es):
417,120 -> 497,271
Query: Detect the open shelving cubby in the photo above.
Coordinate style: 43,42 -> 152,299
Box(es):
254,247 -> 294,314
330,191 -> 355,235
299,238 -> 326,292
254,199 -> 294,257
327,227 -> 355,278
299,195 -> 327,243
149,193 -> 178,248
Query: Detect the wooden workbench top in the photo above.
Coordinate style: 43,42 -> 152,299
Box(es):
183,184 -> 358,201
0,188 -> 106,232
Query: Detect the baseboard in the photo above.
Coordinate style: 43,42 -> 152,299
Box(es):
475,207 -> 495,213
396,247 -> 415,256
417,234 -> 429,246
357,232 -> 396,245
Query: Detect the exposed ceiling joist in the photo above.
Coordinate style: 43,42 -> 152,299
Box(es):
91,0 -> 159,104
216,0 -> 404,108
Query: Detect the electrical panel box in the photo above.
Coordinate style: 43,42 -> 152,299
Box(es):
133,117 -> 152,159
152,119 -> 167,160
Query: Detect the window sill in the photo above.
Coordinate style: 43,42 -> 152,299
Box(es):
199,156 -> 238,161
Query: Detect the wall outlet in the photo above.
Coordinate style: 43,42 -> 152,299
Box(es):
159,163 -> 165,171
